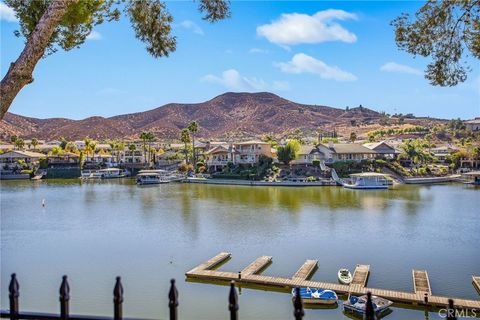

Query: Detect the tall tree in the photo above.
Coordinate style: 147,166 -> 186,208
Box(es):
187,121 -> 199,167
139,132 -> 148,165
31,138 -> 39,150
277,140 -> 300,165
14,138 -> 25,150
180,128 -> 191,164
349,132 -> 357,143
1,0 -> 230,119
392,0 -> 480,86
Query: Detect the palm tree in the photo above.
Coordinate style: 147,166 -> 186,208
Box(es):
188,121 -> 199,168
128,144 -> 136,163
139,132 -> 148,165
14,138 -> 25,150
31,138 -> 39,150
10,135 -> 17,149
180,128 -> 191,164
145,132 -> 155,165
114,141 -> 125,165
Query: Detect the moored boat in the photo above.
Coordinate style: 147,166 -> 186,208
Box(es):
343,173 -> 389,190
136,170 -> 170,185
81,168 -> 129,179
291,287 -> 338,305
343,294 -> 393,318
461,171 -> 480,185
338,268 -> 353,284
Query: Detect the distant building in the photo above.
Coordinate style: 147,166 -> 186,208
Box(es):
0,150 -> 45,165
465,118 -> 480,131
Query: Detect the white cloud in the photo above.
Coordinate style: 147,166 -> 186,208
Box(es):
276,53 -> 357,82
257,9 -> 357,47
86,30 -> 102,41
380,62 -> 422,75
180,20 -> 204,35
249,48 -> 269,54
201,69 -> 289,91
0,2 -> 17,22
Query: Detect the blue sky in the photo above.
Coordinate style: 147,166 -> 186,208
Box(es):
1,1 -> 479,120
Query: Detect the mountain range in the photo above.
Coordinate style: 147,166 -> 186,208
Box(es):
1,92 -> 390,141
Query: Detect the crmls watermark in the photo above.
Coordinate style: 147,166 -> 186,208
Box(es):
438,308 -> 478,318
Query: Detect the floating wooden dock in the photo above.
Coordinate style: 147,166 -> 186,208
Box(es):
413,270 -> 431,295
473,276 -> 480,294
186,253 -> 480,311
351,264 -> 370,287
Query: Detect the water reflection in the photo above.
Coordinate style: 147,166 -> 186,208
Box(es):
187,183 -> 426,213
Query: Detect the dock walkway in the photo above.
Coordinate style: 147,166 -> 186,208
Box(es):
473,276 -> 480,294
292,260 -> 318,280
351,264 -> 370,287
186,253 -> 480,311
413,270 -> 431,295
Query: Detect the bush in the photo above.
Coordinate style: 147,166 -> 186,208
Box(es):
178,163 -> 193,172
312,159 -> 320,167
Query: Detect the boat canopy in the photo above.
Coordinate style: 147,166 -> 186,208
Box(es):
349,172 -> 387,177
462,171 -> 480,176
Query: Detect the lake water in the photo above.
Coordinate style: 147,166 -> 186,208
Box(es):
1,180 -> 479,319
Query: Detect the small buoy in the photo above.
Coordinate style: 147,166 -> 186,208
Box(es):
42,199 -> 45,207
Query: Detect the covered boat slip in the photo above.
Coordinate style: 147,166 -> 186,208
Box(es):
343,173 -> 390,190
186,253 -> 480,311
461,171 -> 480,185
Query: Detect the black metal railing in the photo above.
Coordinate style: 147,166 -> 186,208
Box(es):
1,273 -> 458,320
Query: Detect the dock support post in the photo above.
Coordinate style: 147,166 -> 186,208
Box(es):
447,299 -> 457,320
59,275 -> 70,320
238,271 -> 241,280
293,287 -> 304,320
228,281 -> 238,320
8,273 -> 19,320
168,279 -> 178,320
113,276 -> 123,320
424,293 -> 428,305
365,292 -> 375,320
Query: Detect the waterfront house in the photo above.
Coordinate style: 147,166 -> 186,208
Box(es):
316,142 -> 376,163
431,145 -> 458,163
234,140 -> 274,164
363,141 -> 398,159
204,144 -> 236,171
47,152 -> 80,166
465,118 -> 480,131
0,150 -> 45,166
291,145 -> 324,165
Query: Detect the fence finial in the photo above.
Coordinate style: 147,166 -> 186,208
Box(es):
228,281 -> 238,320
9,273 -> 19,320
114,276 -> 124,320
59,275 -> 70,320
293,287 -> 304,320
365,291 -> 376,320
169,279 -> 178,320
447,299 -> 457,320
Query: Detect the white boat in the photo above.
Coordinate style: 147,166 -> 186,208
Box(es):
343,294 -> 393,318
343,173 -> 389,190
81,168 -> 129,179
338,268 -> 353,284
136,170 -> 169,185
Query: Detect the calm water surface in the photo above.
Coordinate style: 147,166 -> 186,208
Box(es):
1,180 -> 479,319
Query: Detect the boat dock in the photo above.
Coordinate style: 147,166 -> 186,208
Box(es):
186,253 -> 480,311
413,270 -> 431,295
473,276 -> 480,294
351,264 -> 370,287
292,260 -> 318,281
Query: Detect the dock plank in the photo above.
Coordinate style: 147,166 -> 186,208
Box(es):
351,264 -> 370,287
292,260 -> 318,280
413,270 -> 431,294
241,256 -> 272,275
473,276 -> 480,294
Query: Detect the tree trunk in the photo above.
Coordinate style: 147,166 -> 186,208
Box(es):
0,0 -> 78,119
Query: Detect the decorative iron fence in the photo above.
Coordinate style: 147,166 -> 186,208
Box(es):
1,273 -> 459,320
